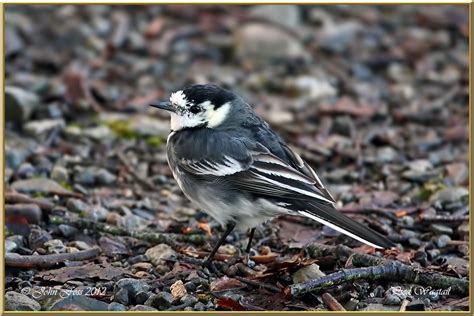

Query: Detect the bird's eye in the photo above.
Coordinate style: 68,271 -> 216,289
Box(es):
189,105 -> 200,114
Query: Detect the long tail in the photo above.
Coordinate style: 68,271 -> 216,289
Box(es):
297,202 -> 395,249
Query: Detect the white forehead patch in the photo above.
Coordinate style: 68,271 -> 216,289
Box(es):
170,90 -> 187,108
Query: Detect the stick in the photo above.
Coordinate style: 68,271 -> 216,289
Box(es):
321,293 -> 346,311
234,276 -> 282,293
287,260 -> 468,297
419,215 -> 468,223
399,299 -> 410,312
5,247 -> 101,268
49,216 -> 208,246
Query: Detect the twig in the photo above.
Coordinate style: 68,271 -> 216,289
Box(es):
419,215 -> 468,223
234,276 -> 281,293
49,216 -> 208,246
399,299 -> 410,312
305,243 -> 387,267
5,247 -> 101,268
321,293 -> 346,311
288,254 -> 468,297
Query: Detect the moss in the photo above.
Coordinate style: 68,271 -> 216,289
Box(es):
419,181 -> 446,201
146,136 -> 165,148
59,181 -> 73,191
102,119 -> 139,139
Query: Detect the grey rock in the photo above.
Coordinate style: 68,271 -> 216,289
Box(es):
135,291 -> 152,305
82,126 -> 112,140
194,301 -> 206,311
408,238 -> 422,248
5,240 -> 18,253
17,163 -> 36,179
383,293 -> 402,306
5,86 -> 39,122
433,234 -> 451,248
406,299 -> 426,311
24,119 -> 65,139
69,241 -> 91,250
114,278 -> 151,305
402,159 -> 434,181
5,291 -> 41,311
429,224 -> 453,235
235,22 -> 308,64
145,244 -> 177,266
430,187 -> 469,205
44,239 -> 66,254
66,198 -> 90,213
344,298 -> 359,311
249,5 -> 301,30
50,165 -> 69,183
427,249 -> 440,260
47,295 -> 109,311
292,263 -> 326,283
95,168 -> 116,185
129,305 -> 158,311
180,294 -> 198,305
89,205 -> 109,221
145,292 -> 174,310
5,134 -> 37,169
376,146 -> 398,163
445,162 -> 468,185
108,302 -> 127,311
11,178 -> 70,194
58,224 -> 78,238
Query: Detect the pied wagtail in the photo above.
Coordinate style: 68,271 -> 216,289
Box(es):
150,84 -> 395,264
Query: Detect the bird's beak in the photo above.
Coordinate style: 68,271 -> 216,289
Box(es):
149,101 -> 176,113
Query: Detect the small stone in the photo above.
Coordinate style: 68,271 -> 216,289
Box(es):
108,302 -> 127,311
89,205 -> 109,221
194,301 -> 206,311
170,280 -> 187,301
95,168 -> 116,185
292,264 -> 326,283
47,295 -> 110,311
135,291 -> 152,305
371,285 -> 385,298
44,239 -> 66,254
430,187 -> 469,205
406,299 -> 426,311
429,224 -> 453,235
400,229 -> 416,238
344,298 -> 359,311
83,126 -> 112,140
433,234 -> 451,248
5,291 -> 41,311
69,241 -> 90,250
129,305 -> 158,311
414,251 -> 429,266
58,224 -> 78,237
114,278 -> 150,305
383,293 -> 402,306
5,240 -> 18,253
249,5 -> 301,30
24,119 -> 65,139
457,223 -> 469,236
400,216 -> 415,227
5,86 -> 39,123
445,162 -> 468,185
145,244 -> 177,266
376,146 -> 398,163
132,262 -> 153,271
402,159 -> 433,181
180,294 -> 198,305
11,178 -> 70,194
50,165 -> 69,183
145,292 -> 174,310
427,249 -> 441,260
66,198 -> 90,213
217,244 -> 237,256
408,238 -> 422,248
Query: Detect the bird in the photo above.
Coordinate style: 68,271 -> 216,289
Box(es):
150,84 -> 395,265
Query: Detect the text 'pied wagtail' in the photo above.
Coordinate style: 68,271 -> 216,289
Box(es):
150,84 -> 395,264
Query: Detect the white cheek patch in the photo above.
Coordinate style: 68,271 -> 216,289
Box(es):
170,112 -> 206,130
170,90 -> 187,108
207,102 -> 231,128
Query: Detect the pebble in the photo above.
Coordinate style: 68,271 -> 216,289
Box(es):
406,299 -> 427,311
234,22 -> 308,65
292,263 -> 326,283
408,237 -> 422,248
66,198 -> 90,213
24,118 -> 65,139
83,126 -> 113,140
17,163 -> 36,179
145,292 -> 174,310
50,165 -> 69,183
108,302 -> 127,311
145,244 -> 177,266
5,86 -> 39,122
89,205 -> 109,221
427,249 -> 441,260
375,146 -> 398,163
5,291 -> 41,311
194,301 -> 206,311
44,239 -> 66,254
46,295 -> 110,311
69,241 -> 90,250
433,234 -> 451,248
73,166 -> 116,186
445,162 -> 468,184
414,251 -> 429,266
135,291 -> 152,305
114,278 -> 151,305
5,240 -> 18,253
58,224 -> 78,237
11,178 -> 70,194
429,224 -> 453,235
429,187 -> 469,206
344,298 -> 359,311
129,305 -> 158,311
170,280 -> 187,301
249,5 -> 301,30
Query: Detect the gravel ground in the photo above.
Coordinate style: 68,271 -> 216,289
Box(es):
4,4 -> 470,311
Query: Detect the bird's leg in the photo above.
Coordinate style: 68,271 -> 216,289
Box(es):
203,221 -> 236,266
245,227 -> 256,253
